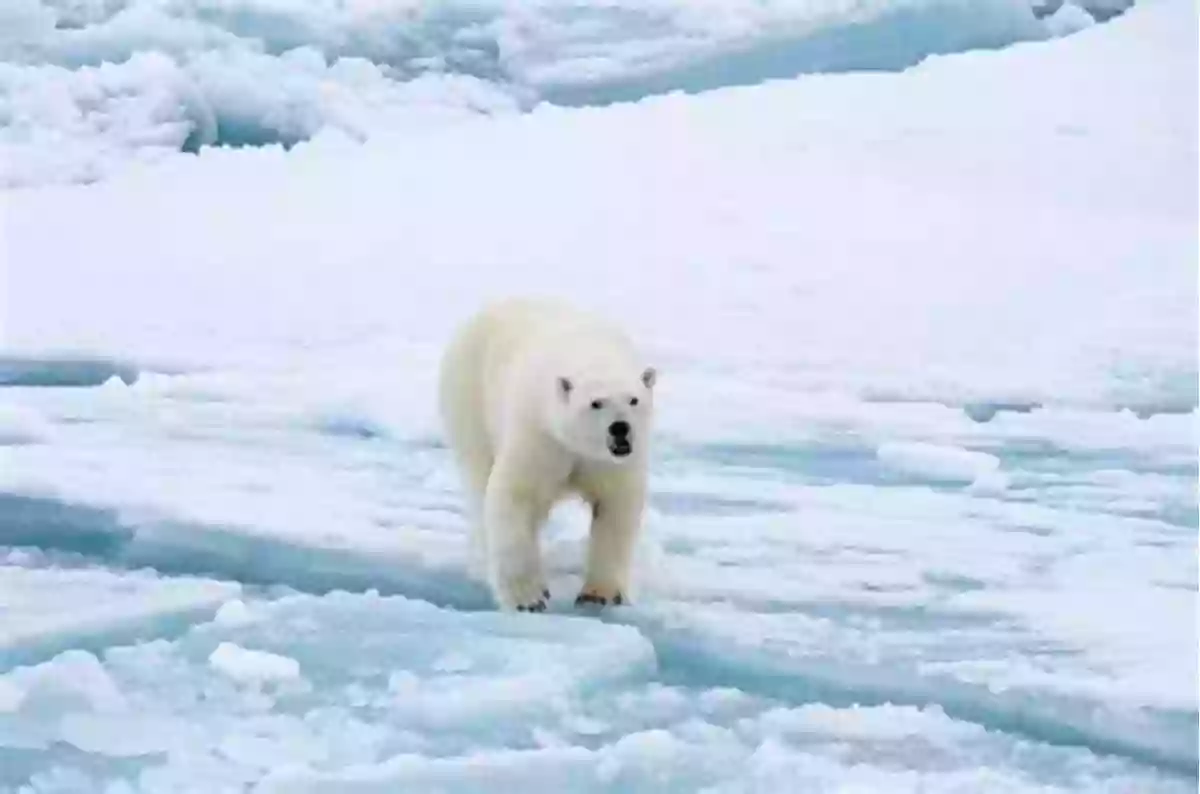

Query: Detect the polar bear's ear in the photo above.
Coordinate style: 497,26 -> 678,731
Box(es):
557,377 -> 574,400
641,367 -> 657,389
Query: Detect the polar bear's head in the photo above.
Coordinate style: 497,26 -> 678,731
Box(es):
551,366 -> 657,464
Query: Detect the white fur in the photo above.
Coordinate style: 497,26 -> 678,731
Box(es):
438,298 -> 657,611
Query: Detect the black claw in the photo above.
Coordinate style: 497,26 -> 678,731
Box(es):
575,592 -> 625,608
516,599 -> 547,613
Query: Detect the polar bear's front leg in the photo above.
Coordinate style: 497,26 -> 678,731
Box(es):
577,489 -> 645,607
482,467 -> 551,612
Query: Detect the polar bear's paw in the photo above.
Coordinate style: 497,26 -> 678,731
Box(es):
574,586 -> 625,608
495,574 -> 551,613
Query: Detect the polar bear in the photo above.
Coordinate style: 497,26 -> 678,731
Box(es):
438,298 -> 657,612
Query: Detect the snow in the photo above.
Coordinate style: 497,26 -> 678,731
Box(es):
1,0 -> 1196,791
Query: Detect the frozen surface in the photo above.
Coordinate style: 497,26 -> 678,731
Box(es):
1,0 -> 1097,187
1,0 -> 1196,791
0,560 -> 240,669
0,593 -> 1191,793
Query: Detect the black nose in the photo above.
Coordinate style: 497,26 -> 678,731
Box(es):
608,421 -> 630,438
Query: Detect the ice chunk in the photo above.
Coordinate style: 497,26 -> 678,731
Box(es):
212,598 -> 258,629
0,650 -> 126,715
1043,2 -> 1097,36
0,676 -> 25,713
964,469 -> 1011,496
1068,0 -> 1132,21
0,564 -> 240,670
0,51 -> 520,188
876,441 -> 1002,485
0,402 -> 50,445
0,354 -> 140,388
209,642 -> 302,684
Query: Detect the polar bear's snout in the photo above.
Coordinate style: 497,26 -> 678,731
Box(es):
607,420 -> 632,457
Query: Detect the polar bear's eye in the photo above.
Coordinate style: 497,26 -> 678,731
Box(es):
629,397 -> 639,407
590,399 -> 604,410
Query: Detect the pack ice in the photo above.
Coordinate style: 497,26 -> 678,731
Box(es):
0,0 -> 1195,791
